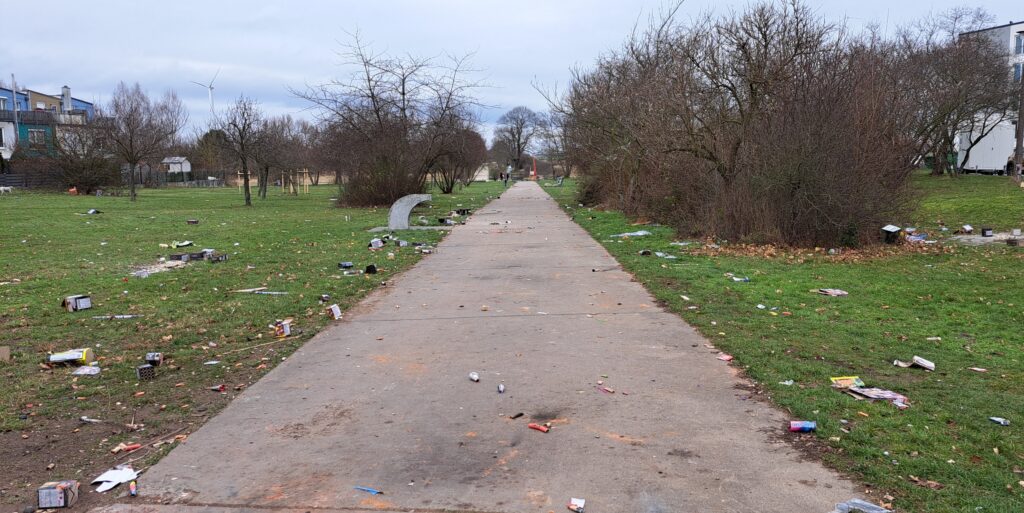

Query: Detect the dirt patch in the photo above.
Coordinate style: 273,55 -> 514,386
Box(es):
271,404 -> 352,439
667,448 -> 699,458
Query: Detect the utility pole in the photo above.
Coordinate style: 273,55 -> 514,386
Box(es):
1016,67 -> 1023,181
10,73 -> 19,148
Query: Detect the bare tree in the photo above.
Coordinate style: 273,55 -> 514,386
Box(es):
253,115 -> 303,199
432,125 -> 487,193
216,96 -> 264,206
494,106 -> 545,171
297,34 -> 482,205
898,8 -> 1015,175
107,82 -> 186,201
555,0 -> 923,247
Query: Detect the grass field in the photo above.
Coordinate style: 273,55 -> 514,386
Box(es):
0,182 -> 504,507
546,173 -> 1024,513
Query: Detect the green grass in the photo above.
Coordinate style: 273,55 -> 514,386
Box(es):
545,177 -> 1024,513
0,182 -> 503,435
911,171 -> 1024,231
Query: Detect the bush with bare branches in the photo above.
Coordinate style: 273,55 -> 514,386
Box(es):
556,0 -> 1004,247
298,36 -> 481,206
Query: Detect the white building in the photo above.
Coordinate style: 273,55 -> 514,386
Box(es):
0,121 -> 13,160
161,157 -> 192,182
957,21 -> 1024,174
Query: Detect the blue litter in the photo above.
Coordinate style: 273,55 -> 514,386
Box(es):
354,486 -> 382,495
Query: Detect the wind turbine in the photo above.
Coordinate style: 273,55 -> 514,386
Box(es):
190,68 -> 220,114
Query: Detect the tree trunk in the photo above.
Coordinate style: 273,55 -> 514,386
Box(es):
242,161 -> 252,206
129,162 -> 137,201
259,165 -> 270,199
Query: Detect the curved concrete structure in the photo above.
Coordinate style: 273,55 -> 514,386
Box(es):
387,194 -> 432,230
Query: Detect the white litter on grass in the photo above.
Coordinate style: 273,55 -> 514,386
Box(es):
653,252 -> 677,259
92,465 -> 138,493
610,230 -> 651,238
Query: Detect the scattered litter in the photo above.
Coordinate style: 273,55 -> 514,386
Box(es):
961,224 -> 973,234
254,291 -> 288,295
231,287 -> 267,293
136,364 -> 156,381
145,352 -> 163,366
209,384 -> 226,392
756,304 -> 766,310
338,261 -> 354,269
908,475 -> 944,489
326,304 -> 343,320
717,354 -> 733,362
171,240 -> 194,248
567,497 -> 586,512
129,480 -> 138,497
109,442 -> 141,454
669,241 -> 690,246
468,372 -> 480,382
528,423 -> 550,433
990,417 -> 1010,426
79,416 -> 102,424
779,380 -> 794,386
187,219 -> 199,225
86,209 -> 102,215
365,264 -> 377,274
368,238 -> 385,249
789,421 -> 817,432
91,465 -> 137,493
925,336 -> 941,341
893,356 -> 935,371
830,376 -> 865,389
830,498 -> 891,513
72,366 -> 101,376
37,480 -> 79,508
610,230 -> 651,238
497,384 -> 506,394
203,360 -> 220,365
816,288 -> 848,297
509,412 -> 524,419
91,314 -> 140,320
272,319 -> 292,338
61,294 -> 92,312
355,486 -> 382,494
49,348 -> 93,365
0,346 -> 9,362
653,251 -> 677,259
969,367 -> 988,373
848,387 -> 910,409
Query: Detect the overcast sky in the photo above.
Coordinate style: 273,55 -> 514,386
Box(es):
1,0 -> 1018,139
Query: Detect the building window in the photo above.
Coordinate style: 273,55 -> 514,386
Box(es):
1016,63 -> 1023,83
0,129 -> 5,148
1017,33 -> 1024,54
0,98 -> 6,110
28,129 -> 46,148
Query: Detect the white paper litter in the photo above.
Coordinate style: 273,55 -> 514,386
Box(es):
92,465 -> 138,493
610,230 -> 651,238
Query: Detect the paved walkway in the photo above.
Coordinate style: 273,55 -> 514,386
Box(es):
100,182 -> 856,513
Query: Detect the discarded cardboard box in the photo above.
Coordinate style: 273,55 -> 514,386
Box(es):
136,364 -> 156,381
38,480 -> 79,508
274,320 -> 292,338
326,304 -> 342,320
49,348 -> 94,365
62,295 -> 92,312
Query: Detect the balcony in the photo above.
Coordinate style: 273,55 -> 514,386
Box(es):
0,110 -> 58,125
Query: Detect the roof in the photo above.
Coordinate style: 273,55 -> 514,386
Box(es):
960,21 -> 1024,37
162,157 -> 189,164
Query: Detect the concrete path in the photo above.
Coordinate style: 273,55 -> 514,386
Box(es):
100,182 -> 857,513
